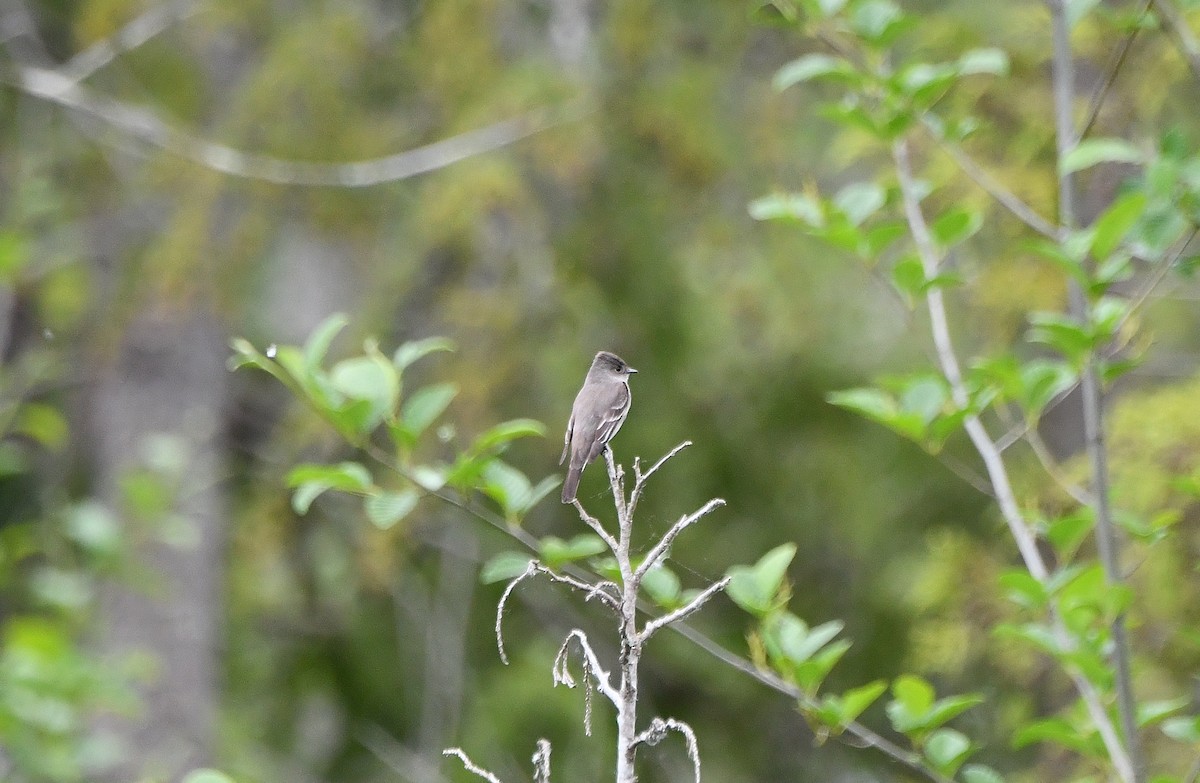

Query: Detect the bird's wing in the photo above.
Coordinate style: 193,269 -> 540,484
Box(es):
583,382 -> 630,464
559,412 -> 574,465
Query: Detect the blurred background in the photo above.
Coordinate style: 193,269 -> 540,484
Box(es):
1,0 -> 1199,781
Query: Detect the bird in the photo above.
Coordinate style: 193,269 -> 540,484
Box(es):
560,351 -> 637,503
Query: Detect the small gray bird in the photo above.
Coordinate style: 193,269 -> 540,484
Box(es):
560,351 -> 637,503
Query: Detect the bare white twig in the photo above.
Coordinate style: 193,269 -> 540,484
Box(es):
635,499 -> 726,581
442,748 -> 504,783
570,497 -> 619,553
554,629 -> 620,733
635,717 -> 702,783
531,739 -> 552,783
8,64 -> 583,187
630,440 -> 691,517
495,561 -> 538,665
536,563 -> 620,608
641,577 -> 731,642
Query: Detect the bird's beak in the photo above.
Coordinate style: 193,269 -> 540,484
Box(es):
628,367 -> 638,374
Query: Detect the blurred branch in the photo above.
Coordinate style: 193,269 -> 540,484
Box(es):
920,121 -> 1061,239
4,64 -> 582,186
357,723 -> 450,783
1151,0 -> 1200,81
895,132 -> 1135,782
1078,0 -> 1152,142
892,137 -> 1049,581
1050,2 -> 1142,779
60,0 -> 201,83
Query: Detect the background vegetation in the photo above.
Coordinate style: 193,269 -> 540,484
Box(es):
1,0 -> 1199,781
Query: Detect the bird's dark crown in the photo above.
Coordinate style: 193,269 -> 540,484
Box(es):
593,351 -> 633,374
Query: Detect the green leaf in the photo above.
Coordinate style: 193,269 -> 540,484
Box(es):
285,462 -> 374,514
182,771 -> 237,783
642,565 -> 682,608
480,460 -> 531,518
726,543 -> 796,616
1012,717 -> 1095,753
1045,510 -> 1094,560
931,207 -> 982,248
888,676 -> 982,739
1018,359 -> 1077,416
65,501 -> 121,555
999,570 -> 1047,609
364,490 -> 419,530
794,638 -> 851,692
1028,312 -> 1092,364
393,336 -> 456,372
749,192 -> 824,226
834,182 -> 885,226
1090,191 -> 1147,259
330,347 -> 399,431
480,551 -> 535,584
540,534 -> 607,569
400,383 -> 459,440
1162,715 -> 1200,744
890,674 -> 935,718
286,462 -> 373,491
304,313 -> 349,369
469,419 -> 546,454
774,54 -> 855,90
890,254 -> 925,302
1138,698 -> 1189,728
957,48 -> 1009,76
1061,138 -> 1143,174
850,0 -> 905,44
410,465 -> 447,492
838,680 -> 888,723
962,764 -> 1006,783
925,728 -> 974,775
15,403 -> 68,452
767,614 -> 846,670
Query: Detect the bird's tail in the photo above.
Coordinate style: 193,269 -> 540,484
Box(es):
561,462 -> 582,504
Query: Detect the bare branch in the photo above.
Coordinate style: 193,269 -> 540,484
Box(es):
635,717 -> 702,783
495,561 -> 538,665
571,497 -> 619,553
630,440 -> 691,517
641,577 -> 731,642
536,564 -> 620,608
7,64 -> 583,187
531,739 -> 552,783
442,748 -> 505,783
554,629 -> 620,717
634,498 -> 726,582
